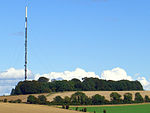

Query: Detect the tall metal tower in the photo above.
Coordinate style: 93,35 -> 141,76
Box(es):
25,6 -> 28,80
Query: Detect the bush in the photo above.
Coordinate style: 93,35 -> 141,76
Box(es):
110,92 -> 122,104
123,93 -> 133,104
75,107 -> 78,111
4,99 -> 7,103
66,105 -> 69,109
103,109 -> 106,113
16,99 -> 22,103
38,95 -> 47,104
27,95 -> 38,104
144,95 -> 150,102
134,92 -> 144,103
62,105 -> 65,109
83,108 -> 87,112
8,100 -> 13,103
53,96 -> 64,105
92,94 -> 106,105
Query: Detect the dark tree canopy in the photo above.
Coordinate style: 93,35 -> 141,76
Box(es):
12,77 -> 143,95
38,77 -> 49,82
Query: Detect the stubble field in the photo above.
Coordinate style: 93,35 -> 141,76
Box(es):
0,103 -> 82,113
1,91 -> 150,102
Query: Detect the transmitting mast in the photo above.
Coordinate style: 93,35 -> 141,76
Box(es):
25,6 -> 27,80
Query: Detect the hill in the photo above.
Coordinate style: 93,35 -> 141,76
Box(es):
1,91 -> 150,102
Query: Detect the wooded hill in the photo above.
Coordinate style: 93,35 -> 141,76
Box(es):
11,77 -> 143,95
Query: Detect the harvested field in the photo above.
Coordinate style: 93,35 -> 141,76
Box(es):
1,91 -> 150,102
0,103 -> 83,113
0,93 -> 48,102
46,91 -> 150,101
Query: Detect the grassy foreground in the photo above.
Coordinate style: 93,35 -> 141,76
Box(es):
70,104 -> 150,113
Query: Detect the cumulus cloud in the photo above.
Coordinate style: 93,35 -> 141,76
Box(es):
0,86 -> 15,96
0,68 -> 32,79
0,68 -> 32,96
137,77 -> 150,90
101,67 -> 132,81
101,67 -> 150,90
34,68 -> 100,81
1,67 -> 150,96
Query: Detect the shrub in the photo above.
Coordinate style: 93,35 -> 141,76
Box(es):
110,92 -> 122,104
66,105 -> 69,109
123,93 -> 133,104
8,100 -> 13,103
38,95 -> 47,104
144,95 -> 150,102
62,105 -> 65,109
134,92 -> 144,103
92,94 -> 106,105
16,99 -> 22,103
75,107 -> 78,111
53,96 -> 64,105
27,95 -> 38,104
103,109 -> 106,113
83,108 -> 87,112
4,99 -> 7,103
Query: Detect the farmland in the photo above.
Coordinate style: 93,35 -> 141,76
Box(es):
70,103 -> 150,113
1,91 -> 150,102
0,103 -> 81,113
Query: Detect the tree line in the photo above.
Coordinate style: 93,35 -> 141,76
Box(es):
11,77 -> 143,95
26,91 -> 150,105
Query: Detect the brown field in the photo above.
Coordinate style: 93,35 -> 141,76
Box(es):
0,103 -> 82,113
1,91 -> 150,102
46,91 -> 150,101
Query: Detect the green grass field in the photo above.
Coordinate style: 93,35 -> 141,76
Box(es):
70,104 -> 150,113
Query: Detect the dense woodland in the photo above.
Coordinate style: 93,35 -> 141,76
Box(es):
11,77 -> 143,95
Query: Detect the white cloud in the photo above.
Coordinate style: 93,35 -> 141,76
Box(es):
0,68 -> 32,96
1,67 -> 150,96
137,77 -> 150,90
34,68 -> 100,81
0,68 -> 32,79
0,86 -> 15,96
101,67 -> 132,81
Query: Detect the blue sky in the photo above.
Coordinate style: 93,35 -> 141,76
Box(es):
0,0 -> 150,95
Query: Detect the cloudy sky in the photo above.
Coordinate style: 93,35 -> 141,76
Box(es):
0,0 -> 150,95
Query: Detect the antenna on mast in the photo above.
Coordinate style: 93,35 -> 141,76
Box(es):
25,6 -> 28,80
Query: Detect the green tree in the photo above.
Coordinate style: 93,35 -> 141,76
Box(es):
71,92 -> 88,105
134,92 -> 144,103
144,95 -> 150,102
64,96 -> 70,104
38,77 -> 49,82
92,94 -> 106,105
4,99 -> 7,103
38,95 -> 47,104
27,95 -> 38,104
123,93 -> 133,104
53,96 -> 64,105
110,92 -> 122,104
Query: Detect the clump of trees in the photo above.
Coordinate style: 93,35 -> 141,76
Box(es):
11,77 -> 143,95
27,95 -> 49,105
